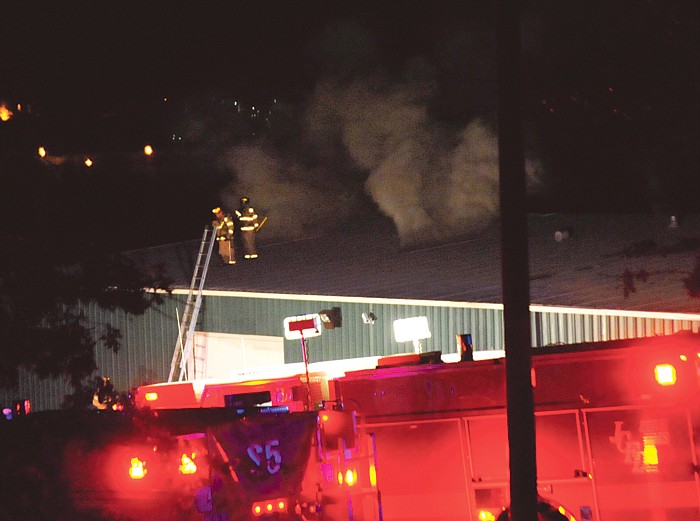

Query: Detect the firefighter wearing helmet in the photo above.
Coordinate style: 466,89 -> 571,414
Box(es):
235,196 -> 266,259
212,206 -> 236,264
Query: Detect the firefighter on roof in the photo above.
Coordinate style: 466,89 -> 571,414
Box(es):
235,196 -> 266,259
212,207 -> 236,264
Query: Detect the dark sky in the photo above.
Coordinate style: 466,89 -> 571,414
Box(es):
2,1 -> 698,251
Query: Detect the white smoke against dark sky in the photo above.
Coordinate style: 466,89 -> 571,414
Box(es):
220,23 -> 540,248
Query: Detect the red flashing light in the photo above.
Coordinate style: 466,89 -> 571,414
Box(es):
252,498 -> 287,517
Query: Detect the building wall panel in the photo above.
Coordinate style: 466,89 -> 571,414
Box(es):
3,292 -> 700,411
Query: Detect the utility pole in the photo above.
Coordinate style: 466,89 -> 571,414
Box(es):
497,1 -> 538,520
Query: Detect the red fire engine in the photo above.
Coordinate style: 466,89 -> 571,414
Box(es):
129,331 -> 700,521
3,331 -> 699,521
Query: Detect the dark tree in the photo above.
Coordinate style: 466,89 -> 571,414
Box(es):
0,127 -> 172,395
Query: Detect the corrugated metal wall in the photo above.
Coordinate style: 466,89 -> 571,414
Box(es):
196,295 -> 504,364
2,291 -> 699,411
530,305 -> 700,346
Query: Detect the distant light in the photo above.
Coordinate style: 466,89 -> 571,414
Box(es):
0,104 -> 13,122
144,145 -> 154,156
84,158 -> 93,167
38,147 -> 47,158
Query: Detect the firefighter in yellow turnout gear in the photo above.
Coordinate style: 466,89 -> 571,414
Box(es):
235,197 -> 265,259
212,207 -> 236,264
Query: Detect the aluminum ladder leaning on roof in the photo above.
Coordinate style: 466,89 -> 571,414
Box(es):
167,225 -> 217,382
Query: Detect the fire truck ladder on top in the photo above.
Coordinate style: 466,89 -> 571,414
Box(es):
168,226 -> 217,382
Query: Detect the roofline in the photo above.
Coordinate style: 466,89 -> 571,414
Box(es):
161,288 -> 700,321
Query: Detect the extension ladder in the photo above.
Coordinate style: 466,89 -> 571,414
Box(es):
168,226 -> 216,382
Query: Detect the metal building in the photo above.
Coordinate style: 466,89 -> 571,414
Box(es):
3,213 -> 700,410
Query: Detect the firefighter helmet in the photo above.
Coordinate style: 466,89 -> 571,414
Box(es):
240,197 -> 249,205
212,207 -> 222,214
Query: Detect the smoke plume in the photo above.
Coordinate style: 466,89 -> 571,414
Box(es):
221,35 -> 540,247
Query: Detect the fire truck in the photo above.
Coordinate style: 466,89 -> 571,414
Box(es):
332,332 -> 700,521
3,331 -> 700,521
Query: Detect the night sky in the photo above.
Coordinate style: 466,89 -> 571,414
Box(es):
1,1 -> 698,253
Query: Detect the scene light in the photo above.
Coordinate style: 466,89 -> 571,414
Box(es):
393,316 -> 431,353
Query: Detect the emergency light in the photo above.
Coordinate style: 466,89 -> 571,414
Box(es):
179,453 -> 197,475
654,363 -> 677,386
337,468 -> 358,486
251,498 -> 287,517
129,457 -> 147,479
477,511 -> 496,521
